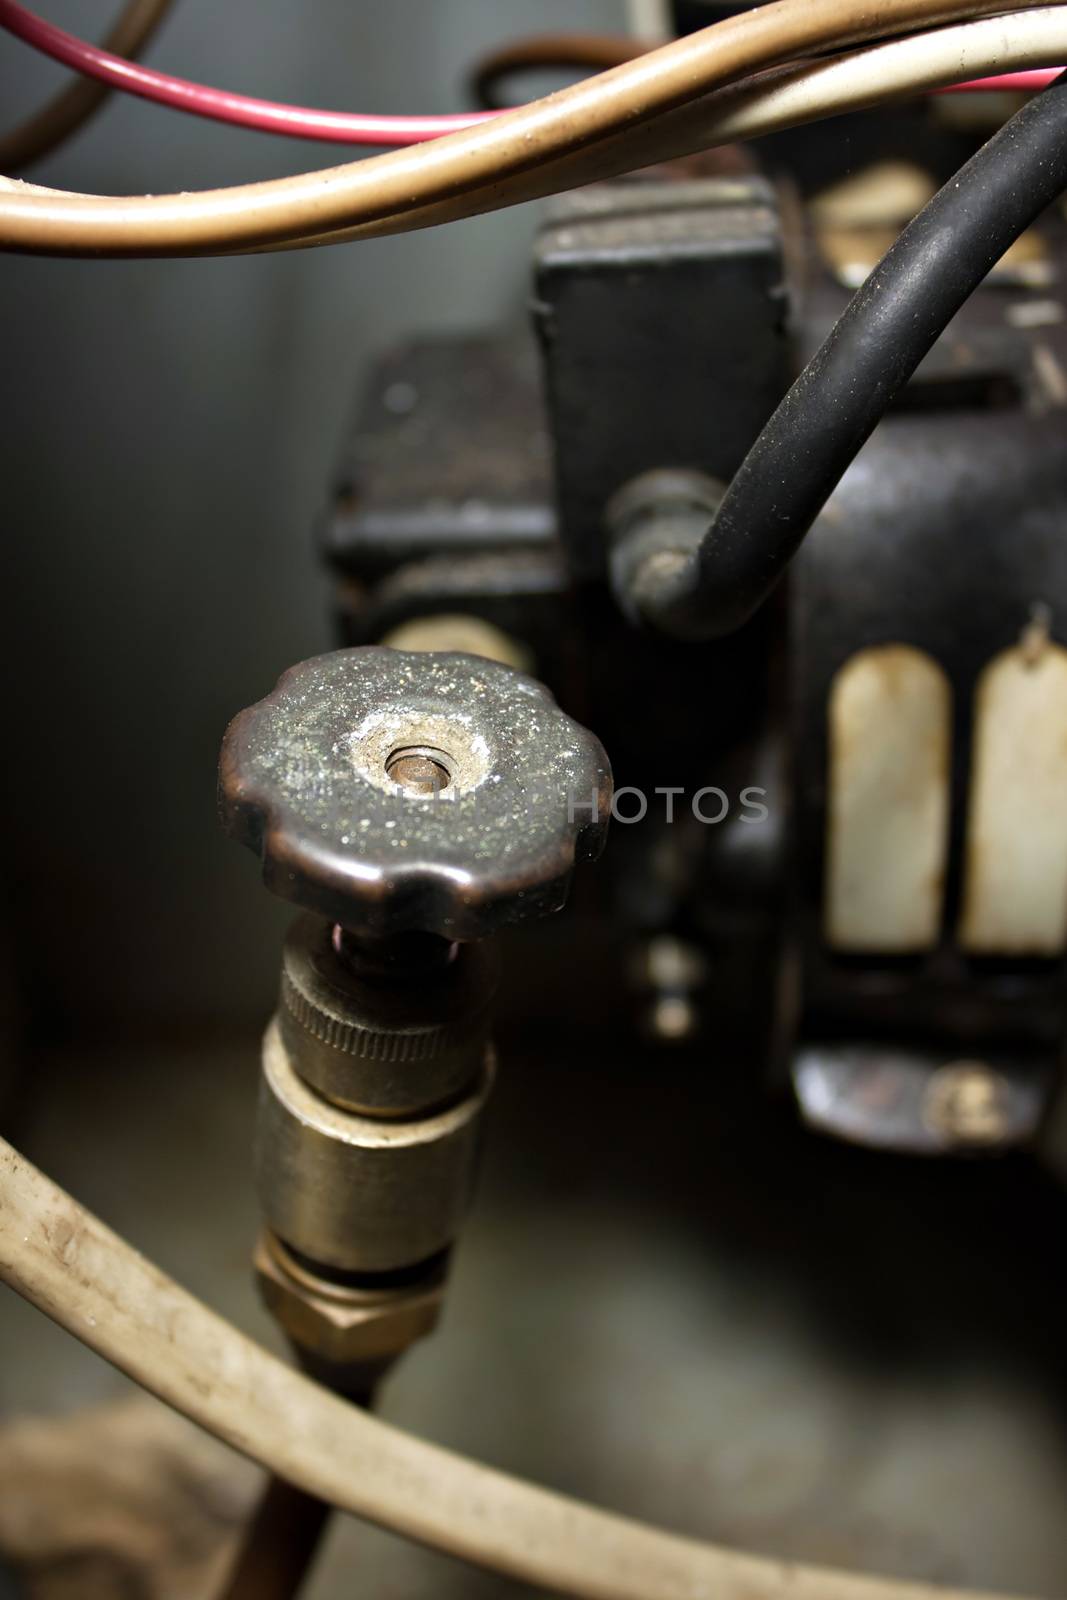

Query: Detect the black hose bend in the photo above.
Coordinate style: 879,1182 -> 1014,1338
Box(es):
623,69 -> 1067,639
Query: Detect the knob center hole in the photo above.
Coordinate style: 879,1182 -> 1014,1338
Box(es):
385,745 -> 454,796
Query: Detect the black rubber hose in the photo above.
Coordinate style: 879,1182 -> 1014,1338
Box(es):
626,69 -> 1067,640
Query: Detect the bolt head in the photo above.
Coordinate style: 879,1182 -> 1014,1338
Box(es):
253,1233 -> 444,1366
921,1060 -> 1013,1147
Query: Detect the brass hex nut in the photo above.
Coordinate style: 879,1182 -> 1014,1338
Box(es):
254,1233 -> 444,1367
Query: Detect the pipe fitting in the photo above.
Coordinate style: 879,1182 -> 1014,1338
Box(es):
253,1230 -> 446,1376
256,1018 -> 494,1274
606,468 -> 724,638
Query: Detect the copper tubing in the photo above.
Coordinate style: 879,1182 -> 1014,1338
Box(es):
217,1477 -> 331,1600
0,1135 -> 1032,1600
470,32 -> 649,110
217,1341 -> 382,1599
0,0 -> 173,173
0,0 -> 1060,256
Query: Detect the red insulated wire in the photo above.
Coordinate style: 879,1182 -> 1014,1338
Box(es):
940,68 -> 1061,89
0,0 -> 1060,153
0,0 -> 493,147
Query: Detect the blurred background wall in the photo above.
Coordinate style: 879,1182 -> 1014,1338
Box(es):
0,0 -> 627,1042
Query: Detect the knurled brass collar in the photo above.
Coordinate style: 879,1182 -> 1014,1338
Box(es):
277,914 -> 497,1117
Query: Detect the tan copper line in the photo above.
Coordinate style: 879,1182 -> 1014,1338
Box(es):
0,1135 -> 1034,1600
0,0 -> 1061,255
469,32 -> 649,111
230,10 -> 1067,254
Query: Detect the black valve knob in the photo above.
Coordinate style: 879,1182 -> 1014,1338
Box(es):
219,647 -> 612,939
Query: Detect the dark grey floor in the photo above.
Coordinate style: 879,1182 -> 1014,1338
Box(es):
2,1022 -> 1067,1598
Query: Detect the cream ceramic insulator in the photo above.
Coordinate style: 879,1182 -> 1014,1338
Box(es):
959,636 -> 1067,956
825,644 -> 951,953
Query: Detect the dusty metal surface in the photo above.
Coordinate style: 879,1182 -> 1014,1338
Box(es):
219,647 -> 611,939
324,335 -> 555,577
535,176 -> 789,579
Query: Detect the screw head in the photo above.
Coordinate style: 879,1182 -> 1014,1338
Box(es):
921,1060 -> 1013,1147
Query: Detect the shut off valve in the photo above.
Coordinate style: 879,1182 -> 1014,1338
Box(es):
219,646 -> 611,1392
